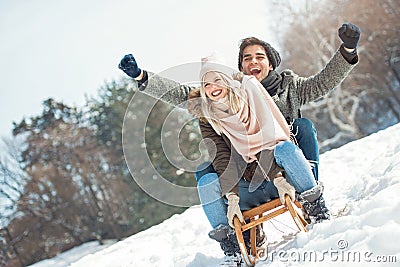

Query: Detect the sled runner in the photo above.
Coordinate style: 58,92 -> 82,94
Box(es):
233,195 -> 308,266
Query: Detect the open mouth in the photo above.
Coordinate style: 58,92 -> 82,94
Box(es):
211,89 -> 222,97
250,67 -> 261,76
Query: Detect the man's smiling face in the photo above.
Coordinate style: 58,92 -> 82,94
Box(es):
240,44 -> 273,82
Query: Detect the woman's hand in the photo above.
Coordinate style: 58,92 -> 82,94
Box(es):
273,174 -> 296,204
226,193 -> 244,228
118,54 -> 143,79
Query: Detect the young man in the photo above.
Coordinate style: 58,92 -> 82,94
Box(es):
119,23 -> 360,266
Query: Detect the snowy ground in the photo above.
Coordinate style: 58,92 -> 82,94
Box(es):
30,124 -> 400,267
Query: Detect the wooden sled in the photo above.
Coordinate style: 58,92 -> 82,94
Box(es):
233,195 -> 308,267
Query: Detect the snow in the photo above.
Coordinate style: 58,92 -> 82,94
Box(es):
29,124 -> 400,267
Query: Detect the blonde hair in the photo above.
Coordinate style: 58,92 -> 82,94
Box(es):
200,71 -> 244,135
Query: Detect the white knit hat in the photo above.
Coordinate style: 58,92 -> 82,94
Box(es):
199,52 -> 236,81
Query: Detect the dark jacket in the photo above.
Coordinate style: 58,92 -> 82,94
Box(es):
138,47 -> 358,196
187,88 -> 282,196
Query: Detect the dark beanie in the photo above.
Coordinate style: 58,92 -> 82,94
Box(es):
264,42 -> 281,70
238,37 -> 281,70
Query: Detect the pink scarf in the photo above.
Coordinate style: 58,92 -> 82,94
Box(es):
211,76 -> 290,163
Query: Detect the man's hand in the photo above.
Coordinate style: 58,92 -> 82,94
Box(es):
273,175 -> 296,205
338,23 -> 361,50
118,54 -> 142,79
226,193 -> 244,228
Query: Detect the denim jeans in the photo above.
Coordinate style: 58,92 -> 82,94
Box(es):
196,141 -> 317,229
196,118 -> 319,180
292,118 -> 319,181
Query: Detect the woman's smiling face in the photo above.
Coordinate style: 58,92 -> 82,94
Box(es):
202,72 -> 229,101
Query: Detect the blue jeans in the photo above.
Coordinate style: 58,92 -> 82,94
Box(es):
196,118 -> 319,180
292,118 -> 319,181
196,141 -> 317,228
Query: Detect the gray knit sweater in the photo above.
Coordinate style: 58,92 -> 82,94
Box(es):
137,48 -> 357,122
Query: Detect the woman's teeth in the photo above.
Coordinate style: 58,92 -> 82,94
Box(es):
212,90 -> 222,97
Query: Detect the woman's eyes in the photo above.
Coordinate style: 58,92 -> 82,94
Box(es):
204,79 -> 221,88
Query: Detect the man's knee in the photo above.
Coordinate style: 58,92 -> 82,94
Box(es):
293,118 -> 317,136
294,118 -> 316,131
195,161 -> 216,183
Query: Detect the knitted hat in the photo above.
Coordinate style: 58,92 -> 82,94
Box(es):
199,52 -> 236,81
263,42 -> 281,70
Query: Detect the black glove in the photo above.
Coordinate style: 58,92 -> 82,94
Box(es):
118,54 -> 142,78
338,23 -> 361,49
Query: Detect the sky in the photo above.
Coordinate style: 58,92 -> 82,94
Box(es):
0,0 -> 275,138
29,123 -> 400,266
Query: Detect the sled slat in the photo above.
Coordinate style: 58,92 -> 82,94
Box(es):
234,195 -> 308,266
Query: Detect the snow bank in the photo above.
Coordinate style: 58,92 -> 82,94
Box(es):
30,124 -> 400,267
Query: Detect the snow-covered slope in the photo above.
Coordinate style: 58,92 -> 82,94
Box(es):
31,124 -> 400,267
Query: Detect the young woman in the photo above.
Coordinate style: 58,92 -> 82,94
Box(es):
188,57 -> 329,264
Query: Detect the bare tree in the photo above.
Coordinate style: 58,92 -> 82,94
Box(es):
0,138 -> 28,267
1,99 -> 136,265
269,0 -> 400,151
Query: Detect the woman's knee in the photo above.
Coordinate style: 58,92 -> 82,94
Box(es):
195,161 -> 216,183
197,172 -> 219,188
197,173 -> 222,201
275,141 -> 297,155
274,141 -> 304,168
